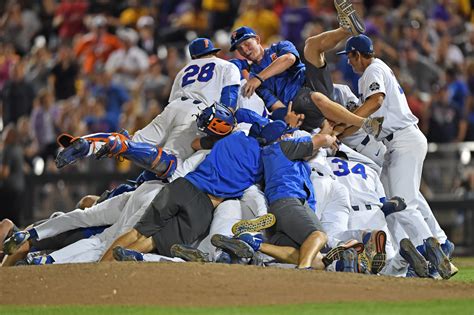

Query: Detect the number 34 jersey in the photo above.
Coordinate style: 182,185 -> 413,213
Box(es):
169,56 -> 241,106
327,157 -> 385,208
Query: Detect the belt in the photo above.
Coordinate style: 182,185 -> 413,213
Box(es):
384,124 -> 419,142
180,96 -> 202,104
351,205 -> 372,211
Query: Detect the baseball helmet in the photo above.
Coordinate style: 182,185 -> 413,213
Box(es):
196,103 -> 235,137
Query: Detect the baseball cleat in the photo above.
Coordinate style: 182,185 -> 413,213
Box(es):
334,0 -> 366,35
112,246 -> 143,262
399,238 -> 429,278
362,117 -> 384,138
341,248 -> 359,273
215,250 -> 232,264
236,232 -> 264,252
423,237 -> 451,280
211,234 -> 255,259
170,244 -> 210,262
363,230 -> 387,274
3,231 -> 31,255
323,239 -> 364,267
55,138 -> 90,169
449,262 -> 459,278
441,239 -> 455,259
231,213 -> 276,235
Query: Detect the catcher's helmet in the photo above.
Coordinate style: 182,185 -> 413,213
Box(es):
196,103 -> 235,137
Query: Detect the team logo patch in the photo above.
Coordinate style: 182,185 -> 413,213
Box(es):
369,82 -> 380,91
271,53 -> 277,61
346,101 -> 358,112
231,31 -> 237,39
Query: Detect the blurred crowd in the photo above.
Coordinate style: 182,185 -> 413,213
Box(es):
0,0 -> 474,223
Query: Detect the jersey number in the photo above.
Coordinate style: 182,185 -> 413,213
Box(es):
331,158 -> 367,179
181,62 -> 216,87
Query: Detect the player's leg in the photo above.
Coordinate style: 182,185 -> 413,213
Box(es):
304,28 -> 349,68
196,199 -> 243,261
101,228 -> 152,262
416,191 -> 448,244
269,198 -> 327,269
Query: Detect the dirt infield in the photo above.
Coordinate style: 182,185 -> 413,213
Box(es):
1,262 -> 473,306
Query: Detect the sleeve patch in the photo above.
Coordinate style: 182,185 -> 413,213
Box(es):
369,82 -> 380,91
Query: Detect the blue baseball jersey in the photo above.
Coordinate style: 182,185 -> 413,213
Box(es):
185,131 -> 262,198
262,136 -> 316,210
248,41 -> 306,109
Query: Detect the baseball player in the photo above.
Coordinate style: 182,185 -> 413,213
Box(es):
210,121 -> 338,270
55,37 -> 241,181
333,84 -> 387,168
228,18 -> 383,137
335,34 -> 452,277
103,112 -> 264,261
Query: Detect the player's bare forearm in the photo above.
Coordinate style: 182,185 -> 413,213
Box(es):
337,125 -> 359,139
353,93 -> 384,117
257,53 -> 296,80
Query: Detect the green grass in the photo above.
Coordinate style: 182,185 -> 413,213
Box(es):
2,300 -> 474,315
451,257 -> 474,283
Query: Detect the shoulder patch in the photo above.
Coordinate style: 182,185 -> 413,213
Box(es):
369,82 -> 380,92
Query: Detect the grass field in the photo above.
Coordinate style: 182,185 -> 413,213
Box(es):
2,300 -> 474,315
2,257 -> 474,315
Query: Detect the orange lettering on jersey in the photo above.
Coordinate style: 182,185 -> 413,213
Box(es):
271,53 -> 277,61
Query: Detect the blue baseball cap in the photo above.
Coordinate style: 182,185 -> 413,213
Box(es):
336,35 -> 374,55
230,26 -> 257,51
188,38 -> 221,59
250,120 -> 298,145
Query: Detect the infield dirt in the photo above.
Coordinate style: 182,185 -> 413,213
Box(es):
1,262 -> 473,306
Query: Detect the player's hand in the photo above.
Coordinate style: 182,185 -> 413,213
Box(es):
243,77 -> 262,98
285,102 -> 305,128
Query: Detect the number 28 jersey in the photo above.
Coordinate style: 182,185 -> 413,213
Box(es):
169,56 -> 241,106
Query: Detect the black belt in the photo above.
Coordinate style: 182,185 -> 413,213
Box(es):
352,205 -> 372,211
361,135 -> 370,146
180,96 -> 202,104
384,124 -> 419,142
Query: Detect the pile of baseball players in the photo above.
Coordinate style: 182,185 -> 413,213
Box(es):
1,0 -> 457,280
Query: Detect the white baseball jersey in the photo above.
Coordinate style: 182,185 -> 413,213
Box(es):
327,156 -> 385,208
358,58 -> 418,140
236,79 -> 268,117
169,56 -> 241,105
334,84 -> 387,168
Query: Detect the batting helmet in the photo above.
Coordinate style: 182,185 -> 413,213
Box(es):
196,103 -> 235,137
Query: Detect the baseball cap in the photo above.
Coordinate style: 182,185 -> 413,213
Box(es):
230,26 -> 257,51
336,34 -> 374,55
252,120 -> 299,145
188,38 -> 221,59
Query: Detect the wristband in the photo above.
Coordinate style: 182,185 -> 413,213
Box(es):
254,74 -> 265,83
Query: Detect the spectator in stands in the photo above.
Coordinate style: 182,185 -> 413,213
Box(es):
1,62 -> 35,127
0,42 -> 19,91
0,1 -> 41,56
25,43 -> 53,94
74,15 -> 123,75
49,43 -> 79,101
136,16 -> 157,56
30,89 -> 59,162
279,0 -> 313,49
90,66 -> 130,131
0,123 -> 25,225
233,0 -> 280,46
445,65 -> 470,112
119,0 -> 149,27
427,84 -> 465,143
53,0 -> 89,42
105,27 -> 149,92
139,59 -> 171,111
